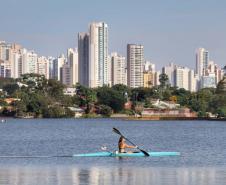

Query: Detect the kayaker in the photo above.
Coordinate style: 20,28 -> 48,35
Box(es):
118,136 -> 137,153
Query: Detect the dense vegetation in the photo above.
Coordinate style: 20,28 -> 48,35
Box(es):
0,73 -> 226,118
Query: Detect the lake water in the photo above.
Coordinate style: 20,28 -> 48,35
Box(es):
0,119 -> 226,185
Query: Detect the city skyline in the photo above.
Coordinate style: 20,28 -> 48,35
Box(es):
1,0 -> 226,69
0,31 -> 225,92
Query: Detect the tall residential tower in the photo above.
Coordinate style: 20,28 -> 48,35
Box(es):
127,44 -> 144,88
78,33 -> 89,87
111,52 -> 127,86
196,48 -> 209,78
67,48 -> 78,85
89,22 -> 109,87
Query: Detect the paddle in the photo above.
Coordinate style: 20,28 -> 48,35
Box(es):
112,127 -> 150,157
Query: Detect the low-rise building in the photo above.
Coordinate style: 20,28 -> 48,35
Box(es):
142,108 -> 197,118
63,88 -> 76,96
68,107 -> 84,118
4,98 -> 20,104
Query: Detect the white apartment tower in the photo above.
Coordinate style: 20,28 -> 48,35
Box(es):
111,52 -> 127,86
127,44 -> 144,88
53,54 -> 66,81
11,51 -> 22,78
196,48 -> 209,78
89,22 -> 109,87
189,69 -> 198,92
67,48 -> 78,85
37,56 -> 49,79
162,62 -> 176,86
22,49 -> 38,74
175,66 -> 190,90
144,61 -> 155,72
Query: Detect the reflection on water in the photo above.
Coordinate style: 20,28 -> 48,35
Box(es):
1,119 -> 226,184
0,166 -> 225,185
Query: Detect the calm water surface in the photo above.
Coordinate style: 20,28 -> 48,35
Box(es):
0,119 -> 226,185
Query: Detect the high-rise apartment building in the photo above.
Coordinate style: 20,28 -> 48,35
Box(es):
89,22 -> 109,87
0,61 -> 11,78
22,49 -> 38,74
78,33 -> 89,87
0,42 -> 24,78
0,41 -> 11,61
127,44 -> 144,88
162,62 -> 176,86
67,48 -> 78,85
162,64 -> 198,91
111,52 -> 127,86
189,70 -> 198,92
0,41 -> 12,78
11,44 -> 22,78
200,75 -> 216,88
37,56 -> 49,79
154,71 -> 161,86
143,72 -> 154,88
215,67 -> 224,84
174,66 -> 190,90
196,48 -> 209,78
11,51 -> 22,78
144,61 -> 156,88
48,57 -> 55,79
53,54 -> 66,81
144,61 -> 155,72
61,63 -> 72,87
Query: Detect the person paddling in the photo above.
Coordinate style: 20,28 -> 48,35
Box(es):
118,136 -> 137,153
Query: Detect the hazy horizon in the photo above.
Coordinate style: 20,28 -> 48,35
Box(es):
1,0 -> 226,69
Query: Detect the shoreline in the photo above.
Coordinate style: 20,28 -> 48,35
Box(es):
0,116 -> 225,121
124,117 -> 226,121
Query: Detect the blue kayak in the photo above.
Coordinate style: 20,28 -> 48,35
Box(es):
73,151 -> 180,157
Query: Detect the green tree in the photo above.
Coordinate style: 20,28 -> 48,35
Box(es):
131,88 -> 152,102
43,105 -> 65,118
13,100 -> 27,117
162,88 -> 172,101
216,76 -> 226,94
149,87 -> 163,100
60,95 -> 74,107
26,93 -> 49,117
96,86 -> 126,112
172,88 -> 191,106
47,79 -> 65,100
185,88 -> 215,116
97,104 -> 112,117
76,83 -> 96,113
112,84 -> 131,98
3,83 -> 19,96
65,108 -> 75,118
159,73 -> 169,88
209,94 -> 226,116
216,107 -> 226,118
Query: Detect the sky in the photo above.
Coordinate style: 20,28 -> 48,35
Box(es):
1,0 -> 226,70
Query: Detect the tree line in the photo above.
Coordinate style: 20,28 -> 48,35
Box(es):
0,73 -> 226,118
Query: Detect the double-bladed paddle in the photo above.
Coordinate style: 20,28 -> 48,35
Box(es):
112,127 -> 150,157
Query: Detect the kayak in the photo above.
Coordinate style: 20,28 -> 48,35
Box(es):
73,151 -> 180,157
